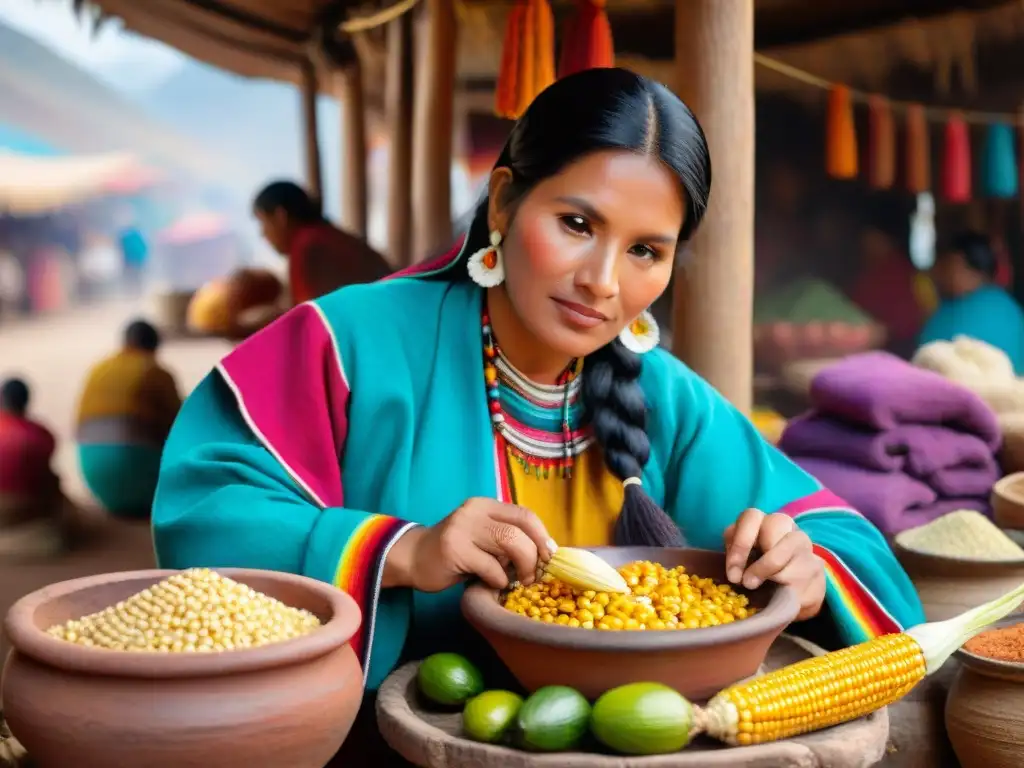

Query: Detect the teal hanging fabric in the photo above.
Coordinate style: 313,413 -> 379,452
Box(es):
982,122 -> 1018,198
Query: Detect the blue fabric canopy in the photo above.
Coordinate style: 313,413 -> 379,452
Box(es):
0,123 -> 62,156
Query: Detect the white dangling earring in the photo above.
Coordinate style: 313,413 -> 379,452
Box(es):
619,309 -> 660,354
467,230 -> 505,288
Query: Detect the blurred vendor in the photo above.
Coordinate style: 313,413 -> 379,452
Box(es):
76,320 -> 182,518
919,231 -> 1024,373
253,180 -> 391,305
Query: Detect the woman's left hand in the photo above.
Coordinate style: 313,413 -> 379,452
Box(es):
723,508 -> 826,621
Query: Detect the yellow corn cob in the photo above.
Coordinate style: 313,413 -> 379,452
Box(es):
539,547 -> 630,594
700,579 -> 1024,746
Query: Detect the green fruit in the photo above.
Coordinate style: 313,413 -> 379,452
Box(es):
591,682 -> 694,755
417,653 -> 484,706
516,686 -> 591,752
463,690 -> 524,743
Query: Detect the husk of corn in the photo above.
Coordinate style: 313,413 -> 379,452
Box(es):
0,713 -> 28,767
696,579 -> 1024,746
539,547 -> 630,594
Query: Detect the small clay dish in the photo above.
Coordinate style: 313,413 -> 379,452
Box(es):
2,568 -> 365,768
461,547 -> 800,700
993,472 -> 1024,530
947,615 -> 1024,768
892,540 -> 1024,622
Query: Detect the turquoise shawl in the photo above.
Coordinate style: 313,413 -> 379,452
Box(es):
153,253 -> 925,690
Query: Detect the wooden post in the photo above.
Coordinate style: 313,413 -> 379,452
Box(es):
671,0 -> 755,414
411,0 -> 456,260
386,12 -> 415,266
300,60 -> 324,207
338,60 -> 368,237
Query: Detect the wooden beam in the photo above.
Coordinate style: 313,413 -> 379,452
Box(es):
412,0 -> 457,260
300,60 -> 324,207
386,12 -> 415,267
755,0 -> 1013,49
339,60 -> 369,236
672,0 -> 755,414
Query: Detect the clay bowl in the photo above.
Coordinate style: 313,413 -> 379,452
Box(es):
892,540 -> 1024,622
947,615 -> 1024,768
993,472 -> 1024,530
1,568 -> 364,768
461,547 -> 800,701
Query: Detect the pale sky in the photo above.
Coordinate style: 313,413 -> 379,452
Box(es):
0,0 -> 186,93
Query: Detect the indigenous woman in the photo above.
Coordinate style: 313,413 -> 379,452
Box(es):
154,69 -> 924,729
77,320 -> 182,518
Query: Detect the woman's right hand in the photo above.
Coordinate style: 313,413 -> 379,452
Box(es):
383,498 -> 556,593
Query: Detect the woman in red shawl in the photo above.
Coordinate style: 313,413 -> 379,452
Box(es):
253,181 -> 391,304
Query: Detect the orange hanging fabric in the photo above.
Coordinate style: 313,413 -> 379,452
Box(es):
494,2 -> 526,118
558,0 -> 614,78
825,85 -> 857,179
942,112 -> 972,204
867,95 -> 895,190
494,0 -> 555,120
905,104 -> 931,193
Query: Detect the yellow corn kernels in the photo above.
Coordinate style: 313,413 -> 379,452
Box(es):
702,632 -> 926,746
504,560 -> 754,631
46,568 -> 322,653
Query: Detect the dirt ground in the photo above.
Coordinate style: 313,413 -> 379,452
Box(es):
0,297 -> 231,657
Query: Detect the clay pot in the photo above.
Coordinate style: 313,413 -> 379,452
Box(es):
2,569 -> 364,768
993,472 -> 1024,530
947,616 -> 1024,768
893,541 -> 1024,621
461,548 -> 800,701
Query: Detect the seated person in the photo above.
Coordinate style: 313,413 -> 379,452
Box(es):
919,231 -> 1024,374
0,378 -> 59,524
76,319 -> 182,518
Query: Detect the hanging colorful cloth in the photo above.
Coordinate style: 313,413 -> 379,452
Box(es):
494,0 -> 556,120
866,96 -> 895,190
941,113 -> 972,204
982,122 -> 1018,199
825,85 -> 857,180
905,104 -> 931,193
557,0 -> 614,78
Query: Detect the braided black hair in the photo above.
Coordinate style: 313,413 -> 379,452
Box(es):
446,68 -> 711,547
582,341 -> 685,546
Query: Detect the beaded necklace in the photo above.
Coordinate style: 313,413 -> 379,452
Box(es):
482,307 -> 594,477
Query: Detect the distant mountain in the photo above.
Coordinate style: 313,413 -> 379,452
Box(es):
0,20 -> 237,185
135,59 -> 344,217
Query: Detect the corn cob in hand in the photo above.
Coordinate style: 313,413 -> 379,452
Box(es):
697,580 -> 1024,746
537,546 -> 630,594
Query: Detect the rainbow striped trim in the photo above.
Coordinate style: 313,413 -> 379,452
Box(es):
332,514 -> 417,668
779,489 -> 902,642
814,544 -> 901,642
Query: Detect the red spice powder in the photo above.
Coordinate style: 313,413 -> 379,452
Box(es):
964,623 -> 1024,663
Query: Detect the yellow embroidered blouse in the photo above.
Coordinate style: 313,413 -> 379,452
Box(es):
506,448 -> 623,548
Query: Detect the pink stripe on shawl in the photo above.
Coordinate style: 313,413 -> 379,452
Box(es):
217,303 -> 348,509
778,488 -> 859,518
383,236 -> 466,281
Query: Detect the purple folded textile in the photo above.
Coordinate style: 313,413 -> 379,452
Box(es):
779,417 -> 1000,492
809,352 -> 1001,450
793,456 -> 991,535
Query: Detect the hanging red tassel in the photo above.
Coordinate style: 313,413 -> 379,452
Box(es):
905,104 -> 931,193
558,0 -> 614,78
494,0 -> 555,119
867,95 -> 895,190
825,85 -> 857,179
942,112 -> 972,204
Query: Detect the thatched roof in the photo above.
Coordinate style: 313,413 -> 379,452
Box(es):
66,0 -> 1020,94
